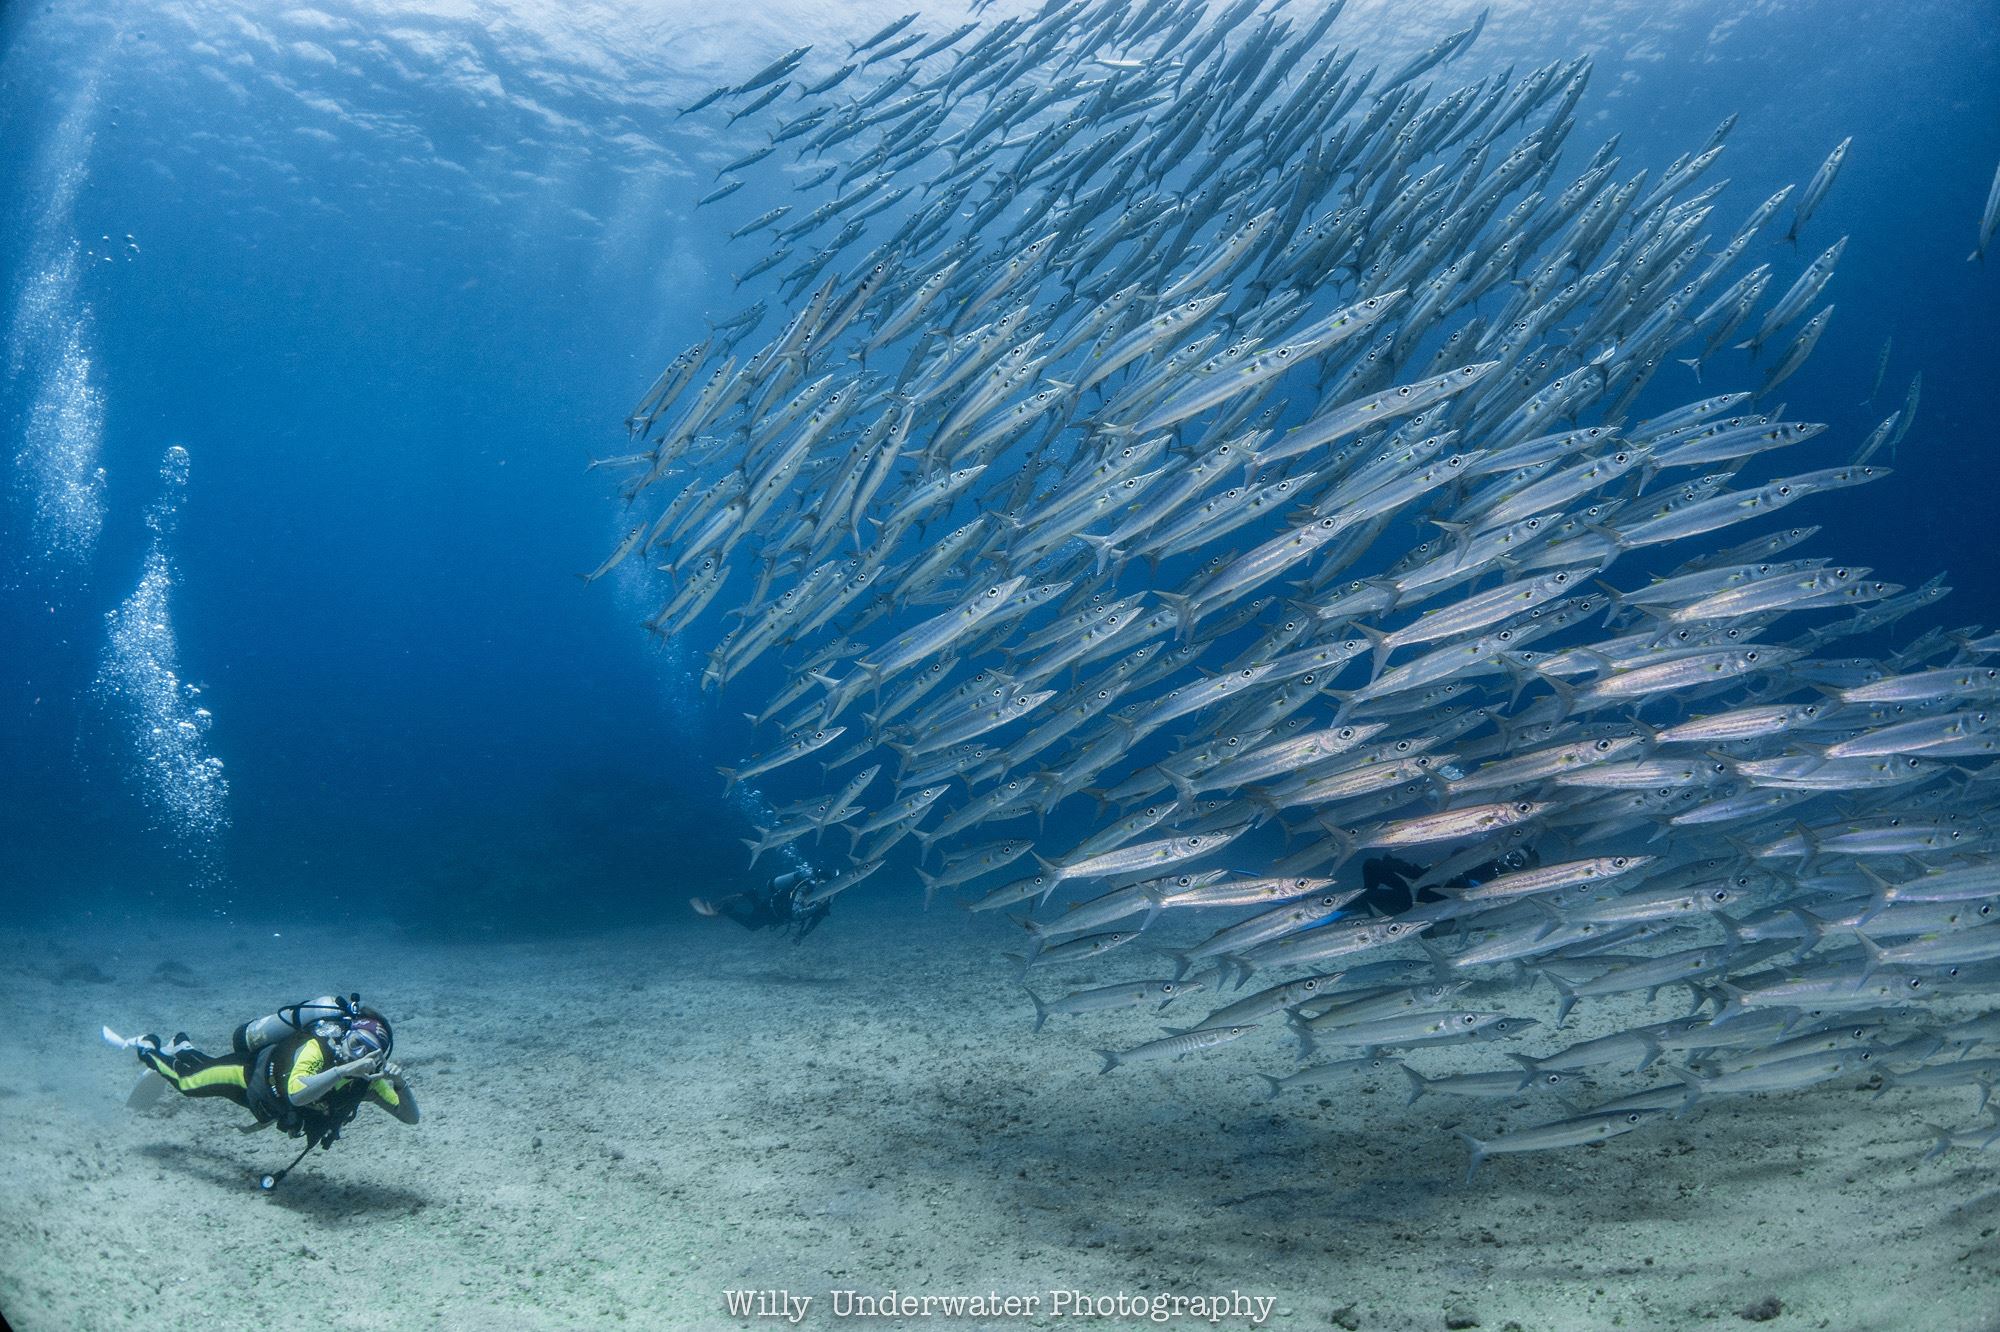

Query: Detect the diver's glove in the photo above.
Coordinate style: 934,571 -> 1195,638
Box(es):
340,1051 -> 390,1080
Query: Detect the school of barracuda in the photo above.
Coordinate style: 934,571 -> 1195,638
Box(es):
601,0 -> 2000,1179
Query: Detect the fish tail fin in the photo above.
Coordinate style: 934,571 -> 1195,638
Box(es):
1456,1132 -> 1489,1184
1537,661 -> 1579,720
1255,1072 -> 1283,1102
1578,516 -> 1627,554
1397,1062 -> 1428,1107
1079,786 -> 1117,819
1156,590 -> 1198,640
1095,1049 -> 1121,1075
1853,930 -> 1887,980
1548,973 -> 1579,1028
1022,986 -> 1050,1033
1415,932 -> 1456,985
716,765 -> 740,793
1077,532 -> 1124,578
1664,1065 -> 1705,1112
1356,622 -> 1394,681
1854,862 -> 1894,926
1429,517 -> 1474,563
1711,909 -> 1749,946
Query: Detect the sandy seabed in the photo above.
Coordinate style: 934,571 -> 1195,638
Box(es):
1,900 -> 1995,1332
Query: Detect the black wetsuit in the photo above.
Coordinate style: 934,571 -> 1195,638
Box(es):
1356,849 -> 1542,916
712,872 -> 830,940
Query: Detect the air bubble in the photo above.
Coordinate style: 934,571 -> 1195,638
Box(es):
97,446 -> 229,865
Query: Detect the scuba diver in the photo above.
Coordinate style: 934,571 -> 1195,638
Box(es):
690,866 -> 835,941
1355,846 -> 1542,916
104,993 -> 417,1189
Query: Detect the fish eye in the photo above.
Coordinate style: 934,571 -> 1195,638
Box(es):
1397,386 -> 1412,397
1613,857 -> 1628,867
1625,1113 -> 1641,1124
1746,651 -> 1759,661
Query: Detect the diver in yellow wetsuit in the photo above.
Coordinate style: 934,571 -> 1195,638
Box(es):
122,994 -> 417,1185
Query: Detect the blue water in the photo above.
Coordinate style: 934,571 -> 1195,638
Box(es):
2,0 -> 1997,932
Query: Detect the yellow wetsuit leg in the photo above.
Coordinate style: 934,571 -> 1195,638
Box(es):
140,1049 -> 252,1108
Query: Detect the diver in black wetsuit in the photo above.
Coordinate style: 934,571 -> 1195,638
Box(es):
690,867 -> 835,941
1355,846 -> 1541,916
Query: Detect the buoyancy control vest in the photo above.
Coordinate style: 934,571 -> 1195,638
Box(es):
245,1033 -> 373,1146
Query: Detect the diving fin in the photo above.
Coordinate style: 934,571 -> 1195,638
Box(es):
126,1070 -> 170,1110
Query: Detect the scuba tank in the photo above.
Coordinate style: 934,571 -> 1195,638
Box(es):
234,994 -> 362,1055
